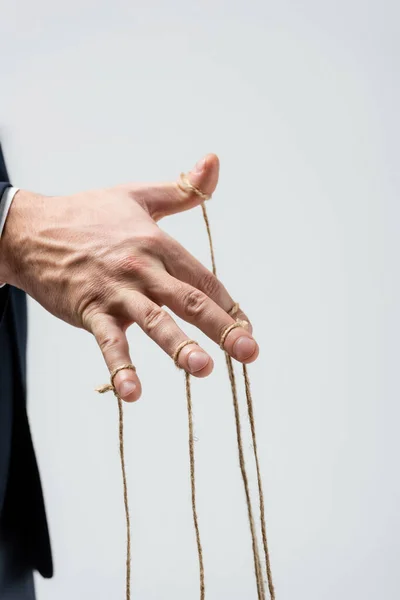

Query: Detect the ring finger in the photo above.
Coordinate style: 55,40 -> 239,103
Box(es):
121,290 -> 214,377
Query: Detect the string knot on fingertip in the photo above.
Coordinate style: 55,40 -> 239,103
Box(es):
178,172 -> 211,201
228,302 -> 241,317
95,362 -> 136,600
220,320 -> 249,349
173,340 -> 199,368
95,363 -> 137,396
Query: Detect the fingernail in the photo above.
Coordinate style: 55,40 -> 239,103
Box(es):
188,351 -> 209,373
233,336 -> 257,361
119,380 -> 137,398
193,157 -> 206,173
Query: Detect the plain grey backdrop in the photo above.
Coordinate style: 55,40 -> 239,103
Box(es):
1,1 -> 399,598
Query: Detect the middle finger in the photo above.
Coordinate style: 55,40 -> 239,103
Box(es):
152,273 -> 259,364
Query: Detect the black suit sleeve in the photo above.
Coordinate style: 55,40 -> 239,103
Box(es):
0,182 -> 11,202
0,182 -> 12,322
0,143 -> 12,321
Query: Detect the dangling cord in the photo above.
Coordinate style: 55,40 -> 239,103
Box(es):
180,168 -> 268,597
183,166 -> 267,599
221,324 -> 265,599
174,340 -> 205,600
243,364 -> 276,600
178,173 -> 217,277
97,363 -> 135,600
200,203 -> 217,277
196,181 -> 276,599
228,307 -> 276,600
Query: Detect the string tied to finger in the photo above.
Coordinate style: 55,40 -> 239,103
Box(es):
177,172 -> 217,277
96,363 -> 137,394
177,172 -> 211,202
219,320 -> 249,349
178,170 -> 276,599
228,302 -> 241,317
96,363 -> 136,600
173,339 -> 205,600
97,167 -> 276,600
173,339 -> 199,368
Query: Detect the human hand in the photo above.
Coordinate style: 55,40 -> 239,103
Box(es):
0,155 -> 258,401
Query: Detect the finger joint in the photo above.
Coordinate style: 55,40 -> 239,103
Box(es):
200,272 -> 221,300
142,306 -> 170,334
182,289 -> 208,319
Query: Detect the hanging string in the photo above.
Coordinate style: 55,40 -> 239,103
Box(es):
96,170 -> 275,600
243,364 -> 276,600
228,303 -> 275,599
224,341 -> 266,600
173,340 -> 205,600
96,363 -> 135,600
179,171 -> 276,599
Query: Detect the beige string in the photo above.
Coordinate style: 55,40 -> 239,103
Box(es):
95,170 -> 275,600
228,302 -> 241,318
173,340 -> 205,600
221,323 -> 265,600
178,173 -> 217,275
228,306 -> 276,599
220,319 -> 249,349
173,339 -> 198,367
178,172 -> 211,201
96,363 -> 136,600
179,171 -> 276,599
243,364 -> 276,600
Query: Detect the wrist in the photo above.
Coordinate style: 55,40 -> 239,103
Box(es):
0,189 -> 36,286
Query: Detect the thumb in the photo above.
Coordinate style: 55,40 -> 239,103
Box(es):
143,153 -> 220,221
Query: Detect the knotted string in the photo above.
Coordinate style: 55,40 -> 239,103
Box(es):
181,172 -> 276,599
96,170 -> 275,600
178,173 -> 216,277
96,363 -> 135,600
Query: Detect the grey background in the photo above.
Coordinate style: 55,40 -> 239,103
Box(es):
1,1 -> 399,598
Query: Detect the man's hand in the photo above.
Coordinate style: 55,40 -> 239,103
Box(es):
0,155 -> 258,401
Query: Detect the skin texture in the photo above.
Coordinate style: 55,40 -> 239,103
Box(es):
0,154 -> 258,401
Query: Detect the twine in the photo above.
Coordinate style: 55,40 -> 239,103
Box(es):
220,320 -> 249,349
243,364 -> 276,600
177,173 -> 217,276
96,363 -> 136,600
173,339 -> 198,367
96,170 -> 275,600
178,172 -> 211,202
181,172 -> 276,599
174,340 -> 205,600
226,303 -> 275,597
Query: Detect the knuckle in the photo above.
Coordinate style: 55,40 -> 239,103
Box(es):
115,255 -> 150,276
98,332 -> 122,354
200,271 -> 221,299
142,306 -> 169,334
182,288 -> 208,319
139,227 -> 165,253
